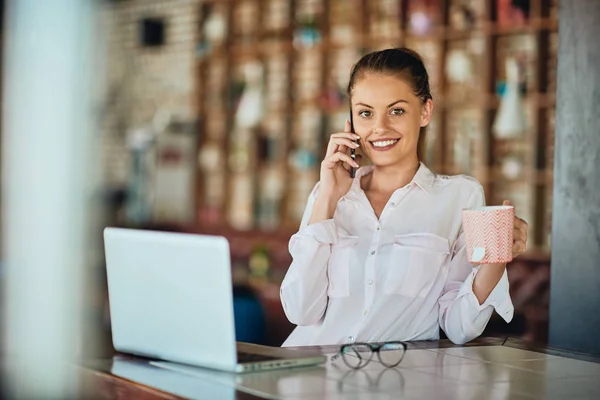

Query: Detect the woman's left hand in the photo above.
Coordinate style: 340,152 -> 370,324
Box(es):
503,200 -> 528,258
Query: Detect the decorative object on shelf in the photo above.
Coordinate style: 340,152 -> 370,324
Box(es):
125,127 -> 154,224
368,0 -> 401,39
445,49 -> 473,84
249,245 -> 271,281
198,141 -> 225,204
329,0 -> 360,45
197,3 -> 228,57
407,0 -> 442,36
233,0 -> 259,40
257,169 -> 285,231
449,2 -> 476,30
228,128 -> 253,173
125,109 -> 171,224
264,0 -> 291,33
444,38 -> 485,102
293,0 -> 323,49
446,108 -> 483,175
496,34 -> 536,96
228,172 -> 255,231
496,0 -> 530,27
234,61 -> 265,130
493,57 -> 528,139
500,156 -> 525,180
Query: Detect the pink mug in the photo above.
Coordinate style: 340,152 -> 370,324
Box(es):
462,206 -> 514,264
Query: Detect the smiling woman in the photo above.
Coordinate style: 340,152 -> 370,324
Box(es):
279,48 -> 529,347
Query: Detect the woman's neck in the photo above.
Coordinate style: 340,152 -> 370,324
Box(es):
362,158 -> 421,194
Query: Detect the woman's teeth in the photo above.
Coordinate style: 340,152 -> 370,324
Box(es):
372,139 -> 399,148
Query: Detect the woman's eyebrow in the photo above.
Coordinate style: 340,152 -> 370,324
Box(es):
354,99 -> 409,109
387,99 -> 408,107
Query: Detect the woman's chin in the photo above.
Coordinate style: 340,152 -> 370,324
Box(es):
368,152 -> 412,168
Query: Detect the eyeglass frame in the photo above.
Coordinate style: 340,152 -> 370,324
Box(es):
330,341 -> 408,370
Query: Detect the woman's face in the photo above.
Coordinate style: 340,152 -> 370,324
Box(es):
351,73 -> 432,168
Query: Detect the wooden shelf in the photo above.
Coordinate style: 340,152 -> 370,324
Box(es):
195,0 -> 558,257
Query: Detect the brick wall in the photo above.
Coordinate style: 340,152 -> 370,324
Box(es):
100,0 -> 199,187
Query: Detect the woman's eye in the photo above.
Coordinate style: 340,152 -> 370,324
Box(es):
358,110 -> 372,118
390,108 -> 405,116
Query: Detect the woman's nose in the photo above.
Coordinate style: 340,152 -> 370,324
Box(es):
372,114 -> 390,132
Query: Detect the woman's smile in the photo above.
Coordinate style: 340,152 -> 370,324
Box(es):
369,138 -> 401,151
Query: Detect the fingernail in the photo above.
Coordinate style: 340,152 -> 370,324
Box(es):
353,142 -> 360,147
353,162 -> 359,167
353,134 -> 360,139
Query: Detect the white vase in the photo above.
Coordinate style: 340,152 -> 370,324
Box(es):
493,58 -> 528,138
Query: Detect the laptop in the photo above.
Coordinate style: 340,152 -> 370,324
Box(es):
103,227 -> 326,373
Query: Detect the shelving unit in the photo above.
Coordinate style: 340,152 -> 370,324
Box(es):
194,0 -> 558,261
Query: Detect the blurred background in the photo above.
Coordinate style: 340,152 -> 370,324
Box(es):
1,0 -> 559,361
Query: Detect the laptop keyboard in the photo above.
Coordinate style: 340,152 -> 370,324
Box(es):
237,351 -> 280,364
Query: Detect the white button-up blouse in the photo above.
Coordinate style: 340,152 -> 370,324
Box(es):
280,163 -> 514,347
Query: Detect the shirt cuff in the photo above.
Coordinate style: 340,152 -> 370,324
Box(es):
296,219 -> 338,244
456,266 -> 514,323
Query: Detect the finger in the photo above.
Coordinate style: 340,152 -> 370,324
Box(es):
513,225 -> 527,241
517,218 -> 529,236
343,154 -> 362,172
326,133 -> 360,158
331,137 -> 360,149
513,240 -> 526,254
503,199 -> 511,206
323,152 -> 359,169
513,219 -> 528,240
331,132 -> 361,141
513,228 -> 523,241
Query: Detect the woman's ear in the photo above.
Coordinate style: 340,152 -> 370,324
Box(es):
420,98 -> 433,128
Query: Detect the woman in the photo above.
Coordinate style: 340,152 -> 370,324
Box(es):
279,48 -> 528,346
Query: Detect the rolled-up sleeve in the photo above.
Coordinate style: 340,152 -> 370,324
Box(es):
280,183 -> 338,326
438,183 -> 515,344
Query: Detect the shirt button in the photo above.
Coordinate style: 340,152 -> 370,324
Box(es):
367,279 -> 373,285
370,250 -> 376,255
376,225 -> 380,231
348,336 -> 355,343
363,310 -> 368,316
390,202 -> 396,207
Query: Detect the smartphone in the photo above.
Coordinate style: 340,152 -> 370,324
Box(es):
349,110 -> 357,178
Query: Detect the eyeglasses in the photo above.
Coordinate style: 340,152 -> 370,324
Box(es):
331,341 -> 407,369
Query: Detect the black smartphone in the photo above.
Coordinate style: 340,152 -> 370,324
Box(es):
349,110 -> 357,178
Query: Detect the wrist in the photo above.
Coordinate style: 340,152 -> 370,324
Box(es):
308,192 -> 339,225
316,190 -> 341,211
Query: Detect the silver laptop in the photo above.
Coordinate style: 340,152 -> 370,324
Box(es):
103,227 -> 325,373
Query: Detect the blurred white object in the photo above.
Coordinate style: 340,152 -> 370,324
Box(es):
493,57 -> 528,138
446,50 -> 472,83
501,156 -> 524,179
204,9 -> 227,44
2,0 -> 97,398
235,61 -> 264,129
126,127 -> 155,151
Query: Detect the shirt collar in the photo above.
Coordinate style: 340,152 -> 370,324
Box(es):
349,161 -> 435,194
412,162 -> 435,194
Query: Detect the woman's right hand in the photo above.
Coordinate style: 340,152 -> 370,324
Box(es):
308,120 -> 360,224
320,119 -> 361,200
